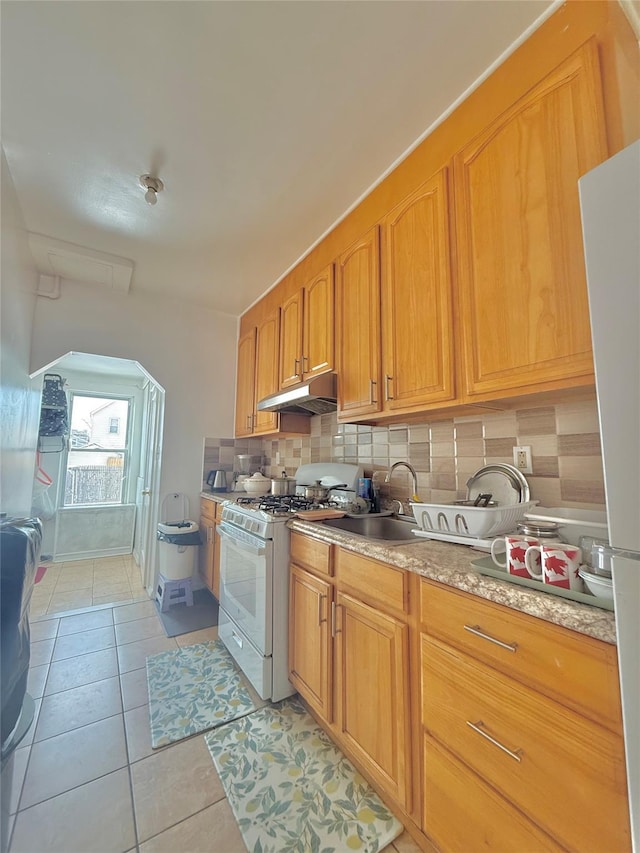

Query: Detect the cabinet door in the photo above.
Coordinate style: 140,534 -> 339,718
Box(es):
198,518 -> 216,593
335,227 -> 382,418
212,526 -> 221,600
279,289 -> 304,388
381,170 -> 455,411
335,591 -> 412,810
253,310 -> 280,435
235,328 -> 256,437
303,265 -> 334,379
454,42 -> 607,400
289,565 -> 333,722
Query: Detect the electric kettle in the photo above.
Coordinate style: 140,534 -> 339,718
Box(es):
206,470 -> 228,492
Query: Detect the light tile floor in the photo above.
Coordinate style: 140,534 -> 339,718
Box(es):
30,555 -> 148,618
7,599 -> 423,853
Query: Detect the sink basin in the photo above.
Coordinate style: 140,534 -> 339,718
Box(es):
322,515 -> 418,542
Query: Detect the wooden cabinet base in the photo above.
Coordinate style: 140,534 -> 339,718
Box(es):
423,736 -> 563,853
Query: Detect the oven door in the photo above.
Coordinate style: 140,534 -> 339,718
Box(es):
218,522 -> 273,655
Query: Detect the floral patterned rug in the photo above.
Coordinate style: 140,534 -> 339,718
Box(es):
205,696 -> 403,853
146,640 -> 263,748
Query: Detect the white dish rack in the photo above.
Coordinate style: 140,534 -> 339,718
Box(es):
410,500 -> 537,542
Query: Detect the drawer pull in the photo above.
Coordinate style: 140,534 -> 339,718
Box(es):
467,720 -> 523,762
463,624 -> 518,652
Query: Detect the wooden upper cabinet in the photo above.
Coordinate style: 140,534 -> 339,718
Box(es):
381,169 -> 455,411
279,289 -> 304,388
253,309 -> 280,435
303,265 -> 334,379
234,327 -> 256,437
336,227 -> 382,418
454,41 -> 607,401
280,265 -> 335,389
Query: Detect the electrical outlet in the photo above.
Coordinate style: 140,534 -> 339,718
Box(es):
513,445 -> 533,474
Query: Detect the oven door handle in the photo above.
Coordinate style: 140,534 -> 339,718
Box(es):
218,525 -> 267,556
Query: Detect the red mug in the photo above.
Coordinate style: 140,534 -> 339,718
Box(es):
490,535 -> 540,578
524,543 -> 583,590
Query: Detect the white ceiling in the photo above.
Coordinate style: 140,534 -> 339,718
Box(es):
2,0 -> 555,316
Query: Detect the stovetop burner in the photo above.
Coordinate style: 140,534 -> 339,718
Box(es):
235,494 -> 337,516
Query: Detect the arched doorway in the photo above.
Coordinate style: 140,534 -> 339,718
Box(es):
30,352 -> 164,616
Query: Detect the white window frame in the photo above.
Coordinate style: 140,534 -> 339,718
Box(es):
108,417 -> 120,434
61,392 -> 134,508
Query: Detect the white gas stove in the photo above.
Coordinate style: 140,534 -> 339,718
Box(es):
217,463 -> 363,702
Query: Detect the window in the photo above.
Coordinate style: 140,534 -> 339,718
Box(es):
63,394 -> 132,506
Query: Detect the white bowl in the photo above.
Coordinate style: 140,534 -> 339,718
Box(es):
579,567 -> 614,601
243,475 -> 271,496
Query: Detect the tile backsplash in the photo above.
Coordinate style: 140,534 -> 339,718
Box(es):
203,399 -> 605,511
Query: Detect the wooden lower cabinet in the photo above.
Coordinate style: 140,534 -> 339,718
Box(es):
199,499 -> 222,599
421,633 -> 630,852
288,535 -> 629,852
335,592 -> 412,811
289,564 -> 333,722
423,735 -> 563,853
289,544 -> 414,816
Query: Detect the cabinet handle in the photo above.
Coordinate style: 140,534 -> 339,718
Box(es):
369,379 -> 377,405
249,413 -> 254,430
207,526 -> 213,544
467,720 -> 523,762
330,601 -> 343,637
294,358 -> 301,378
464,624 -> 517,652
318,594 -> 327,625
385,374 -> 394,401
246,414 -> 251,430
303,355 -> 309,374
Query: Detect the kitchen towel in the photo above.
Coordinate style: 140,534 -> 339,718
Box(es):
154,587 -> 219,637
146,639 -> 265,748
205,696 -> 403,853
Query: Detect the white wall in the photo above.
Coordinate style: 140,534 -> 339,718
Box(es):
30,281 -> 238,526
0,150 -> 40,516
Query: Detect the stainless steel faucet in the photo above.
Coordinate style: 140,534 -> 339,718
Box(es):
385,461 -> 419,497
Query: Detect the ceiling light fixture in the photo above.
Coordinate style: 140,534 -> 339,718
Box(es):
139,174 -> 164,206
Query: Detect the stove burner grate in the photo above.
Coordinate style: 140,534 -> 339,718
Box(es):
235,494 -> 339,515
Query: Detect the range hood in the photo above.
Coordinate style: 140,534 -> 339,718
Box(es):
256,373 -> 337,415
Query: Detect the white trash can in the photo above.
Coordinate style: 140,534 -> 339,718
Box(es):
156,520 -> 200,580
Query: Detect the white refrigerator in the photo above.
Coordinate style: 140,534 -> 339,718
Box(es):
579,139 -> 640,852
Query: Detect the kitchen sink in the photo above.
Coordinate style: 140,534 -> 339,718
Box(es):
322,515 -> 418,542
